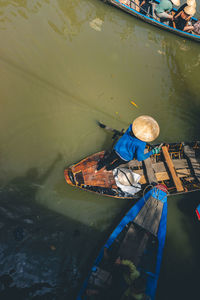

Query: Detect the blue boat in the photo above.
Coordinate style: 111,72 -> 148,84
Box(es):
77,184 -> 168,300
102,0 -> 200,43
196,204 -> 200,221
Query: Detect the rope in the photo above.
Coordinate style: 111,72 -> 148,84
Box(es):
143,184 -> 154,202
116,168 -> 141,190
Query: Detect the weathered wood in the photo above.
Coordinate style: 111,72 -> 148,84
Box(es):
137,168 -> 191,184
134,196 -> 156,227
118,196 -> 163,265
133,233 -> 149,266
134,196 -> 163,235
143,149 -> 158,184
121,160 -> 142,168
183,145 -> 200,182
162,146 -> 184,192
88,267 -> 112,287
71,151 -> 117,189
147,200 -> 163,235
118,223 -> 149,266
153,159 -> 188,173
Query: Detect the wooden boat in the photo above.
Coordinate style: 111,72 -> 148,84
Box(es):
64,141 -> 200,199
102,0 -> 200,43
77,185 -> 168,300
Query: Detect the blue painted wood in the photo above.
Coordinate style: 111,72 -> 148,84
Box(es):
77,185 -> 168,300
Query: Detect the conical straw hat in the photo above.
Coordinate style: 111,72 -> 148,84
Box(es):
184,5 -> 196,15
171,0 -> 180,6
132,115 -> 160,142
187,0 -> 196,7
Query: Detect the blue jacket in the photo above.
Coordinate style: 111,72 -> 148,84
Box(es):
114,124 -> 153,161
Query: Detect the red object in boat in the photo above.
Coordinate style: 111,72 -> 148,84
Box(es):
196,204 -> 200,221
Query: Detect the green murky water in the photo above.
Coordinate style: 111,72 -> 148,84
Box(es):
0,0 -> 200,299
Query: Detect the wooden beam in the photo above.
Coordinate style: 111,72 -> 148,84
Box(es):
138,168 -> 191,184
162,146 -> 184,192
143,149 -> 158,184
183,145 -> 200,182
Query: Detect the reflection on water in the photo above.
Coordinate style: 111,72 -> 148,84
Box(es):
0,0 -> 200,299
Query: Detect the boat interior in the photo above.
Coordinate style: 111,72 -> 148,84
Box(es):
85,194 -> 163,299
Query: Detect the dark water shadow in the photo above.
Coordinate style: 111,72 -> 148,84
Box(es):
0,151 -> 137,300
0,154 -> 97,299
156,193 -> 200,300
0,197 -> 105,300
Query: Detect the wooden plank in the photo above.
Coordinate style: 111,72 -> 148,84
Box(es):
88,267 -> 112,287
134,196 -> 156,226
118,223 -> 149,266
118,197 -> 163,265
134,196 -> 163,235
162,146 -> 184,192
153,159 -> 188,173
183,145 -> 200,182
122,158 -> 188,172
121,160 -> 142,168
143,149 -> 158,184
137,168 -> 190,184
133,233 -> 149,266
147,200 -> 163,235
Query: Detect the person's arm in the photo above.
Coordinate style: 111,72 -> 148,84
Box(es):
136,144 -> 161,161
136,145 -> 153,161
183,18 -> 193,32
183,25 -> 194,32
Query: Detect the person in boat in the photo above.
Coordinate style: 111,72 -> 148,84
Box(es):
193,19 -> 200,35
97,115 -> 160,171
174,0 -> 196,16
139,0 -> 152,15
155,0 -> 180,22
104,257 -> 146,300
174,5 -> 196,32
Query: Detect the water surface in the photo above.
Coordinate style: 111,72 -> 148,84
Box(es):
0,0 -> 200,299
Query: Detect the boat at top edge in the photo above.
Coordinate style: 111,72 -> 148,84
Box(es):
77,184 -> 168,300
64,141 -> 200,199
102,0 -> 200,43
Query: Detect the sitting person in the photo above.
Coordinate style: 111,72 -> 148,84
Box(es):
174,0 -> 196,17
155,0 -> 180,23
96,115 -> 161,171
106,257 -> 146,300
139,0 -> 152,15
174,5 -> 196,32
193,19 -> 200,35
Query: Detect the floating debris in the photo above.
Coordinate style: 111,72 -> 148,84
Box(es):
50,245 -> 56,251
89,18 -> 103,32
130,101 -> 138,108
157,50 -> 165,55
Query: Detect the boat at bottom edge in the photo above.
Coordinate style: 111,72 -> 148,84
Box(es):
77,184 -> 168,300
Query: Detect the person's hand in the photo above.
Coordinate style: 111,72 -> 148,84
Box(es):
152,147 -> 161,155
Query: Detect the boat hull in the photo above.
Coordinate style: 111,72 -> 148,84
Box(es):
105,0 -> 200,42
64,142 -> 200,199
77,185 -> 168,300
